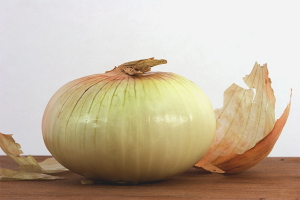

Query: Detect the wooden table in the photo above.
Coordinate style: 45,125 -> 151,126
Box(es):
0,156 -> 299,199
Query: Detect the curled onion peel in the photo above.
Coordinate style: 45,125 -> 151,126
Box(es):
0,132 -> 67,181
42,58 -> 216,184
195,63 -> 292,173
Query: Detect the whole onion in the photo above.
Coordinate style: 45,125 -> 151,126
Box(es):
42,58 -> 216,183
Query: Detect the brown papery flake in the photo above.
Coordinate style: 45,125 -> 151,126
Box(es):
195,63 -> 291,173
0,132 -> 67,181
0,168 -> 64,181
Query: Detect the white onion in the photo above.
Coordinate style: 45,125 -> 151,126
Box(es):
42,58 -> 216,183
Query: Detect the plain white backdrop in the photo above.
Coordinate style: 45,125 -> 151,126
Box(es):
0,0 -> 299,156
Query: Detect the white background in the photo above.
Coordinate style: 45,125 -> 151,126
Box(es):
0,0 -> 299,156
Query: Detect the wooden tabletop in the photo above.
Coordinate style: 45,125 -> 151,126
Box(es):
0,156 -> 299,199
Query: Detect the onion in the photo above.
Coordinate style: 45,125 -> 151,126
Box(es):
42,58 -> 216,184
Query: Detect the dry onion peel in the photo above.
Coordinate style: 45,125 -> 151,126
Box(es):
80,178 -> 100,185
195,63 -> 291,173
0,132 -> 67,181
38,157 -> 69,173
0,168 -> 64,181
198,93 -> 291,173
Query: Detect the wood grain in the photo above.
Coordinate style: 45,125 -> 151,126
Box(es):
0,156 -> 299,199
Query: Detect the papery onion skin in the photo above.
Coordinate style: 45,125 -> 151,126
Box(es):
42,60 -> 216,183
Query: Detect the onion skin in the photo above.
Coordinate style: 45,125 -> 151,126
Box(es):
196,91 -> 292,173
194,63 -> 292,174
42,62 -> 216,184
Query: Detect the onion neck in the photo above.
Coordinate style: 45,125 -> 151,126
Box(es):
105,57 -> 167,76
